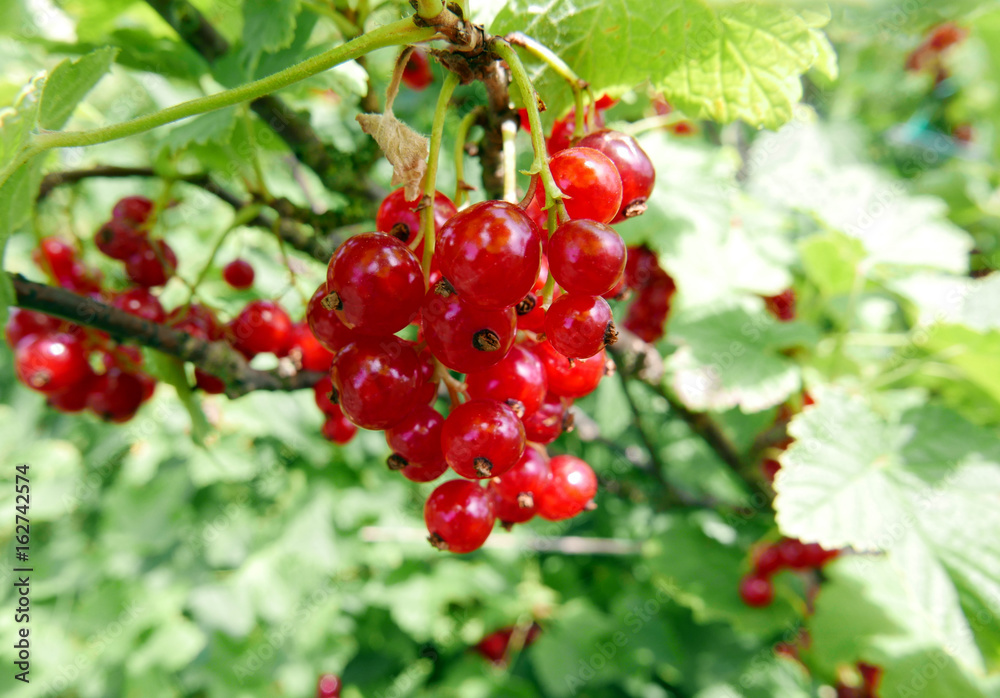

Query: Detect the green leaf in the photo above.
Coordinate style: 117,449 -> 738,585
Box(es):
39,46 -> 118,130
810,555 -> 994,697
799,231 -> 865,298
242,0 -> 301,56
645,518 -> 800,636
667,305 -> 816,412
144,350 -> 211,444
491,0 -> 832,129
774,391 -> 1000,670
161,107 -> 238,154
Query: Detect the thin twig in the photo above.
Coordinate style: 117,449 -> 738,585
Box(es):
10,274 -> 322,398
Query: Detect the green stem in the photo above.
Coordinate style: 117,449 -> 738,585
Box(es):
453,107 -> 483,206
501,119 -> 518,203
505,32 -> 588,140
421,72 -> 460,279
301,0 -> 360,36
242,108 -> 270,198
490,40 -> 565,220
0,18 -> 433,191
414,0 -> 444,19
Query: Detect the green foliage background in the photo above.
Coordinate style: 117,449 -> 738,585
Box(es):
1,0 -> 1000,696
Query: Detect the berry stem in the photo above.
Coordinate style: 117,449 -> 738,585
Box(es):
489,40 -> 567,221
501,119 -> 518,203
421,71 -> 460,280
413,0 -> 445,20
0,18 -> 435,191
453,106 -> 483,206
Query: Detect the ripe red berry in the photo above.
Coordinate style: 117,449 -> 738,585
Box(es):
576,130 -> 655,222
47,370 -> 97,413
739,574 -> 775,607
112,288 -> 166,323
424,479 -> 495,553
33,237 -> 77,281
775,538 -> 809,570
195,369 -> 226,394
474,623 -> 542,663
228,300 -> 293,357
548,220 -> 627,295
762,458 -> 781,482
306,284 -> 357,354
465,344 -> 548,418
516,258 -> 550,332
112,195 -> 154,224
375,188 -> 457,251
87,368 -> 145,422
15,332 -> 91,394
326,233 -> 423,335
331,336 -> 423,430
421,288 -> 516,374
288,322 -> 334,372
753,545 -> 783,576
402,49 -> 433,90
544,294 -> 618,359
530,341 -> 607,398
95,219 -> 146,260
441,400 -> 526,479
316,673 -> 342,698
435,201 -> 542,310
535,454 -> 597,521
321,407 -> 358,445
385,404 -> 447,481
168,303 -> 225,341
313,375 -> 339,415
223,259 -> 255,289
549,147 -> 622,224
522,394 -> 573,444
125,239 -> 177,287
5,308 -> 61,348
764,289 -> 795,321
488,446 -> 549,524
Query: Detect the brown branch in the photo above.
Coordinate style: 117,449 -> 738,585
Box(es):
609,328 -> 763,496
144,0 -> 380,203
10,274 -> 322,398
37,166 -> 341,261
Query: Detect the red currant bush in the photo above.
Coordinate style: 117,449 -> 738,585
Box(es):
441,400 -> 526,479
424,479 -> 495,554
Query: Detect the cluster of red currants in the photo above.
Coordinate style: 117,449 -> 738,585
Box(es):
739,537 -> 840,608
305,124 -> 656,553
95,195 -> 177,286
621,245 -> 677,343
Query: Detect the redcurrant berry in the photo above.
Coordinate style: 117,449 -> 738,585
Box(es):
5,309 -> 61,348
195,369 -> 226,394
386,404 -> 446,477
223,259 -> 255,289
465,344 -> 548,418
739,574 -> 774,607
577,130 -> 655,221
548,220 -> 626,295
424,479 -> 495,553
125,239 -> 177,287
331,336 -> 422,430
15,332 -> 91,394
306,284 -> 357,354
289,322 -> 334,372
322,407 -> 358,445
544,294 -> 617,359
326,233 -> 423,335
402,49 -> 433,90
96,219 -> 146,260
530,341 -> 607,398
33,237 -> 77,280
521,394 -> 574,444
764,289 -> 795,321
375,188 -> 457,251
112,288 -> 166,323
435,200 -> 542,310
488,446 -> 549,524
421,288 -> 516,374
112,195 -> 154,224
316,673 -> 342,698
549,147 -> 622,224
87,368 -> 145,422
441,400 -> 526,479
535,454 -> 596,521
227,300 -> 293,357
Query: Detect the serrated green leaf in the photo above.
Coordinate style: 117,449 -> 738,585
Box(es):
161,107 -> 238,154
38,46 -> 117,130
775,391 -> 1000,670
667,305 -> 816,412
492,0 -> 832,129
242,0 -> 301,56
